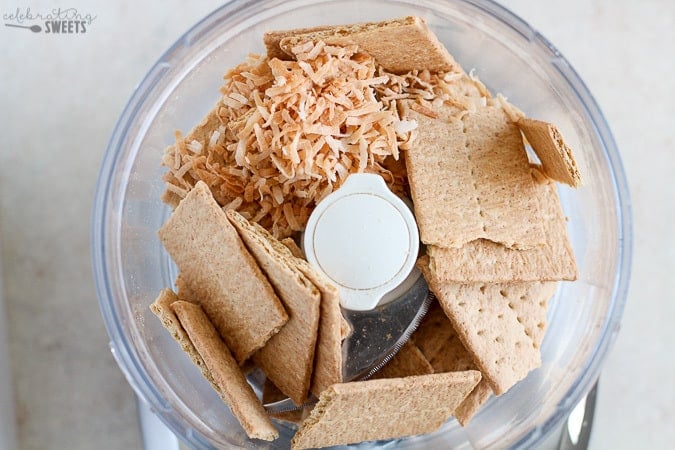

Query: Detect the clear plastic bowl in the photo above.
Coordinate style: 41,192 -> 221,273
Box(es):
91,0 -> 632,448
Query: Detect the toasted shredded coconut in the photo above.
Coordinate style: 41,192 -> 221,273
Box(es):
162,43 -> 474,238
186,140 -> 202,153
208,130 -> 220,150
222,196 -> 243,211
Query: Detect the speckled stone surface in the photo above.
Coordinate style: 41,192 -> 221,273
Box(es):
0,1 -> 673,449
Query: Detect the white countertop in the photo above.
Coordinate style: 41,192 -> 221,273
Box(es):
1,1 -> 673,449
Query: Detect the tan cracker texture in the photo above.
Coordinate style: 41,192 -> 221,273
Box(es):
402,103 -> 545,250
419,257 -> 540,395
264,16 -> 457,74
411,301 -> 491,425
171,301 -> 278,441
149,289 -> 220,392
427,171 -> 577,282
227,210 -> 321,405
291,372 -> 481,449
517,117 -> 582,187
370,341 -> 434,380
158,181 -> 288,363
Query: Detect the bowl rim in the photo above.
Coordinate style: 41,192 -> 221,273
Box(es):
91,0 -> 633,448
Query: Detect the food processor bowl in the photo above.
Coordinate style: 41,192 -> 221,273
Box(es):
92,0 -> 632,448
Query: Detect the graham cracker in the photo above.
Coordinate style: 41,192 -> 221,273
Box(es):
427,172 -> 578,282
278,234 -> 348,396
227,210 -> 321,405
413,281 -> 557,423
296,259 -> 346,398
517,117 -> 582,187
291,372 -> 481,449
264,16 -> 457,74
412,302 -> 476,372
171,301 -> 278,441
418,256 -> 540,395
280,237 -> 304,259
158,181 -> 288,363
149,289 -> 219,392
175,273 -> 263,370
174,274 -> 196,303
402,102 -> 545,250
455,380 -> 493,427
411,301 -> 491,425
503,281 -> 559,349
370,341 -> 434,380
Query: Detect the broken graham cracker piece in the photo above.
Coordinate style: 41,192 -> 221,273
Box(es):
291,372 -> 481,449
149,289 -> 220,392
264,16 -> 457,74
453,376 -> 491,426
171,277 -> 257,377
277,235 -> 347,397
430,287 -> 537,396
174,273 -> 198,304
227,210 -> 321,405
171,301 -> 278,441
412,302 -> 476,372
412,282 -> 557,424
302,265 -> 346,398
418,256 -> 540,396
402,102 -> 545,250
370,341 -> 434,380
517,117 -> 582,187
158,181 -> 288,363
280,237 -> 304,259
455,379 -> 492,427
411,301 -> 491,425
427,171 -> 578,282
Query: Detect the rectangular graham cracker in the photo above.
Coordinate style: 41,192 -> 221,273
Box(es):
427,171 -> 578,282
227,210 -> 321,405
290,372 -> 481,449
171,301 -> 278,441
370,341 -> 434,380
149,289 -> 220,392
280,237 -> 305,258
412,283 -> 557,423
418,256 -> 540,395
402,102 -> 545,250
517,117 -> 582,187
173,276 -> 259,375
455,379 -> 492,427
158,181 -> 288,363
411,301 -> 491,425
264,16 -> 457,74
297,260 -> 345,398
278,236 -> 347,397
280,236 -> 351,340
